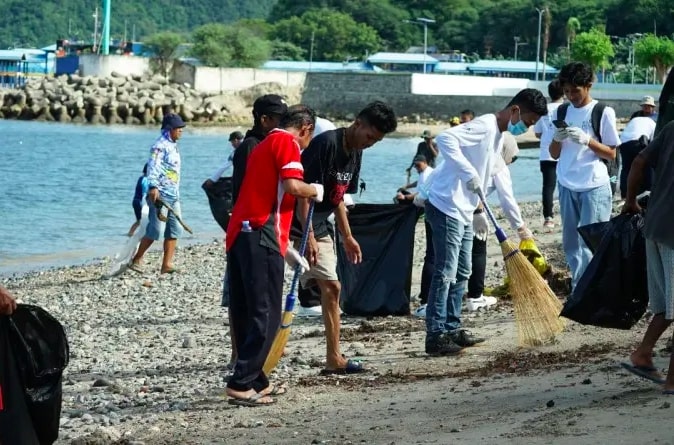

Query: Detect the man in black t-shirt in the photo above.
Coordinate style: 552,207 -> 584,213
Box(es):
406,129 -> 438,173
293,101 -> 397,374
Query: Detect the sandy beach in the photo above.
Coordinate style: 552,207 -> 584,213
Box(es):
2,201 -> 672,445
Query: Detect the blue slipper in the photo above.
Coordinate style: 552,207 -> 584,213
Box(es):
620,362 -> 666,385
320,359 -> 367,375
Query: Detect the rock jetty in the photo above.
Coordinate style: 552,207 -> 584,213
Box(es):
0,72 -> 300,126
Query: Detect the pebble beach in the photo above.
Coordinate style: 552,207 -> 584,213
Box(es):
3,201 -> 674,445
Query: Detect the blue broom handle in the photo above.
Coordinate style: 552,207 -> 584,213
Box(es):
288,200 -> 315,295
476,189 -> 508,244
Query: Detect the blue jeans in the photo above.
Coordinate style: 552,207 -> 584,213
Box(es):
424,203 -> 473,339
558,183 -> 612,290
145,196 -> 183,240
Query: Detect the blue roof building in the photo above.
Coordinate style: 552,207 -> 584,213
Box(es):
0,48 -> 52,87
367,52 -> 439,72
466,60 -> 558,79
261,60 -> 381,73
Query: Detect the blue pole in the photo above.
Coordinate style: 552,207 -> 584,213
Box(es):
101,0 -> 111,55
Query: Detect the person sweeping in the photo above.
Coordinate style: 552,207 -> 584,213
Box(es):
418,88 -> 548,356
224,105 -> 323,407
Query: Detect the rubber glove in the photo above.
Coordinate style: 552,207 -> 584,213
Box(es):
285,246 -> 310,273
553,128 -> 569,142
412,194 -> 426,208
311,183 -> 324,203
566,127 -> 591,146
473,212 -> 489,241
466,176 -> 482,195
517,226 -> 533,241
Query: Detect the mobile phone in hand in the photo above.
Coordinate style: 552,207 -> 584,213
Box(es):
553,120 -> 568,129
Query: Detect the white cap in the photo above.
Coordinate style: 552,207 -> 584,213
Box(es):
641,96 -> 656,106
313,116 -> 337,139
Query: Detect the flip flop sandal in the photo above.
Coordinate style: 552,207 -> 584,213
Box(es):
128,262 -> 144,273
161,267 -> 179,274
264,384 -> 288,396
620,362 -> 666,385
320,359 -> 367,375
227,392 -> 276,407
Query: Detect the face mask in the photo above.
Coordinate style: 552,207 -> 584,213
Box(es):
507,109 -> 528,136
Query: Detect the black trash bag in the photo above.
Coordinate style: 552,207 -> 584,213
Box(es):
337,204 -> 422,316
8,304 -> 69,445
562,213 -> 648,329
0,316 -> 41,445
203,177 -> 233,231
578,193 -> 650,254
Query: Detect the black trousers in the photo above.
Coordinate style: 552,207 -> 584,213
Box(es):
620,139 -> 652,199
226,230 -> 283,392
467,236 -> 487,299
419,220 -> 434,305
540,160 -> 557,219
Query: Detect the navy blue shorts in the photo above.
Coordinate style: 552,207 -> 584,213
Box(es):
132,199 -> 143,221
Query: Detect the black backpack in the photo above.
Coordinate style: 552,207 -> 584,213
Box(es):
556,102 -> 619,194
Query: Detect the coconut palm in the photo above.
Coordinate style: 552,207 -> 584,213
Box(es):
566,17 -> 581,59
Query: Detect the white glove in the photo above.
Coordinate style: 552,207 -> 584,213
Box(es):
566,127 -> 591,146
413,193 -> 426,208
285,246 -> 310,273
311,183 -> 324,203
517,225 -> 533,241
466,176 -> 482,195
553,128 -> 569,142
473,211 -> 489,241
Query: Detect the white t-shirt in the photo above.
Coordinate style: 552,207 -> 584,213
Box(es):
417,166 -> 434,190
552,100 -> 620,192
620,116 -> 656,144
487,166 -> 524,230
209,149 -> 235,182
314,117 -> 336,138
428,114 -> 501,225
534,101 -> 563,162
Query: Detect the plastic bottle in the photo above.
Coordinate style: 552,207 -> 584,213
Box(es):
242,221 -> 252,232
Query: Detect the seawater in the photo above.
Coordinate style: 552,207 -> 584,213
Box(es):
0,121 -> 546,275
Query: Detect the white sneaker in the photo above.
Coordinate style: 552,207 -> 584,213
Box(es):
296,305 -> 323,317
413,304 -> 427,318
466,295 -> 497,312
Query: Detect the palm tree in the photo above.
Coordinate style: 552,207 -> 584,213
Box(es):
566,17 -> 581,60
542,7 -> 551,78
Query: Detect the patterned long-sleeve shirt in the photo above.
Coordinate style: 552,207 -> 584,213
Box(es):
146,131 -> 181,200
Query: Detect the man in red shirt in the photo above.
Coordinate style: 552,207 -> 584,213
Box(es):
225,105 -> 323,407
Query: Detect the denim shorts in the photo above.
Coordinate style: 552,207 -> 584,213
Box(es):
145,198 -> 183,240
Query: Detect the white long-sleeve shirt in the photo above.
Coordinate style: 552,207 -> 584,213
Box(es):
487,166 -> 524,230
428,114 -> 502,225
209,151 -> 234,182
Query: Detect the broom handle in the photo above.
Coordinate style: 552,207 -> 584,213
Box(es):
285,200 -> 315,312
476,189 -> 508,244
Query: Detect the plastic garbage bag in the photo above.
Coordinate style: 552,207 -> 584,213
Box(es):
2,304 -> 69,444
561,213 -> 648,329
108,205 -> 149,277
203,177 -> 233,232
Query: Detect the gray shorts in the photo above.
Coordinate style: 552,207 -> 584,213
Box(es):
299,235 -> 339,287
145,198 -> 183,240
646,239 -> 674,320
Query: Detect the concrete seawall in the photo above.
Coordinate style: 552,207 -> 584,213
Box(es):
301,72 -> 656,120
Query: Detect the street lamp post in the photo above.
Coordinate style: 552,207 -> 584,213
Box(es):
403,17 -> 436,74
513,36 -> 528,61
535,8 -> 543,81
628,33 -> 643,84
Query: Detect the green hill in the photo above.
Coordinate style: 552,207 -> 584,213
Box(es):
0,0 -> 277,48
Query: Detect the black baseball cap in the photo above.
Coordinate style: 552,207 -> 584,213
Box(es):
253,94 -> 288,118
229,131 -> 244,141
162,113 -> 186,130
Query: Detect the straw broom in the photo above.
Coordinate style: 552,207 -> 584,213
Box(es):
477,190 -> 565,346
263,201 -> 315,375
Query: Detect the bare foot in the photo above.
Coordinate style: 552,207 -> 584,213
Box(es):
630,350 -> 656,369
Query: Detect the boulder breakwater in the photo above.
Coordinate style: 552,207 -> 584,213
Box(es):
0,72 -> 301,126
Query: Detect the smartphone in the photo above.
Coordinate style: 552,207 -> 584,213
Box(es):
553,120 -> 568,129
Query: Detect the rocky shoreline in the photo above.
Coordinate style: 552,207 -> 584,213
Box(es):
4,201 -> 672,444
0,73 -> 305,126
